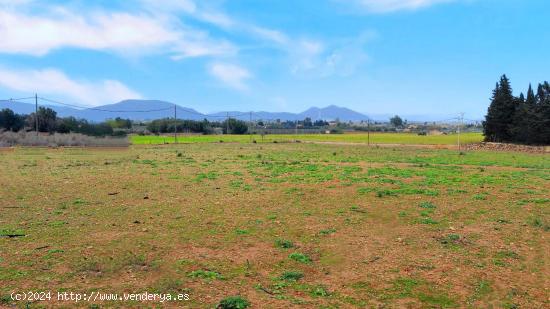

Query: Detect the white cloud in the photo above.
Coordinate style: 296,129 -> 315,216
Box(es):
0,6 -> 236,58
209,63 -> 252,91
140,0 -> 197,14
142,0 -> 288,45
291,32 -> 374,78
352,0 -> 456,13
0,68 -> 142,106
250,26 -> 289,45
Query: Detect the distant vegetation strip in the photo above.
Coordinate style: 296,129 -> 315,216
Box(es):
131,132 -> 484,145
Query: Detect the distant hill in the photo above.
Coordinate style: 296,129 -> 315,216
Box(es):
298,105 -> 369,121
1,99 -> 377,122
0,100 -> 78,118
75,100 -> 206,122
0,100 -> 206,122
209,105 -> 371,122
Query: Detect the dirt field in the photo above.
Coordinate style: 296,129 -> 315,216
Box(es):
1,144 -> 548,308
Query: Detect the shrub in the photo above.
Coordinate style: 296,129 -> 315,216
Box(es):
0,132 -> 129,147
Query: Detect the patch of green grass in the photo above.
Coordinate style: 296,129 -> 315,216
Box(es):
439,234 -> 462,246
528,216 -> 549,231
49,221 -> 67,227
275,239 -> 295,249
188,270 -> 222,280
473,193 -> 488,200
131,132 -> 484,146
0,268 -> 28,280
289,252 -> 312,264
0,229 -> 25,237
195,171 -> 218,182
376,189 -> 397,198
310,285 -> 330,297
72,198 -> 87,205
495,250 -> 520,259
392,277 -> 420,297
417,217 -> 439,225
417,293 -> 457,308
279,271 -> 303,281
419,201 -> 436,209
319,228 -> 336,236
468,280 -> 492,303
217,296 -> 250,309
389,277 -> 457,307
235,229 -> 250,235
493,250 -> 520,267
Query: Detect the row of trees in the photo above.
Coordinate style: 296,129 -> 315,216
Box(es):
146,118 -> 249,134
0,107 -> 127,136
484,75 -> 550,145
0,109 -> 26,131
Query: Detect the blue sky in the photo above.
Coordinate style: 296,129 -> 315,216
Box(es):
0,0 -> 548,119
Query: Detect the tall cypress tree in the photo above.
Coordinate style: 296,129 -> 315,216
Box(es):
526,84 -> 536,105
512,91 -> 530,143
536,83 -> 546,104
519,83 -> 539,144
532,82 -> 550,144
483,75 -> 517,142
483,82 -> 501,142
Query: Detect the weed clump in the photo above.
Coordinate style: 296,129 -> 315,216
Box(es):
275,239 -> 295,249
217,296 -> 250,309
419,201 -> 436,209
279,271 -> 303,281
310,285 -> 330,297
319,228 -> 337,236
418,218 -> 439,225
289,252 -> 312,264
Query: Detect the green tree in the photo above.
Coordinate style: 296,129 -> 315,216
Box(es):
27,107 -> 58,133
222,118 -> 248,134
0,108 -> 26,131
526,84 -> 536,106
483,75 -> 517,142
530,82 -> 550,144
390,115 -> 403,128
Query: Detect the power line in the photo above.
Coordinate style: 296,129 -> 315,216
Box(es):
2,95 -> 484,125
1,97 -> 36,101
38,97 -> 173,113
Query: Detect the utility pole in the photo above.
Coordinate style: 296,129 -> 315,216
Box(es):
249,111 -> 252,143
174,104 -> 177,144
226,112 -> 230,135
457,112 -> 464,152
367,118 -> 370,146
35,93 -> 38,136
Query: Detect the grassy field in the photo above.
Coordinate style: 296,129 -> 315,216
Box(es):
131,132 -> 484,145
1,143 -> 548,308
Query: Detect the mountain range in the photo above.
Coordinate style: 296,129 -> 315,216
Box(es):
0,99 -> 474,122
0,100 -> 374,122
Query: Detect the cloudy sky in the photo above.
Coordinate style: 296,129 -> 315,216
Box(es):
0,0 -> 548,118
